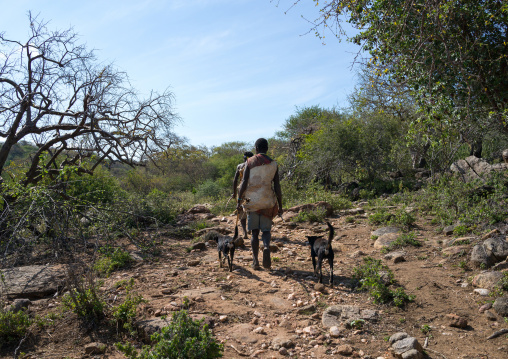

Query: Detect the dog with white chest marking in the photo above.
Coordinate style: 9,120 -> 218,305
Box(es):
306,221 -> 335,287
206,226 -> 239,272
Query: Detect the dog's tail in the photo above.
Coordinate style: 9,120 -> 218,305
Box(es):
232,225 -> 240,246
325,221 -> 334,254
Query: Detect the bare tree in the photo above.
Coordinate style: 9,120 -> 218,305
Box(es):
0,13 -> 180,185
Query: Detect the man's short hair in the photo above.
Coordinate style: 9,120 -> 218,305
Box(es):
244,151 -> 254,158
255,138 -> 268,153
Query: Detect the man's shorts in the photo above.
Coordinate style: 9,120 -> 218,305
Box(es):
247,211 -> 272,232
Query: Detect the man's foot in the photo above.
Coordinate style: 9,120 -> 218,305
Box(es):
262,248 -> 271,269
243,233 -> 249,239
251,263 -> 261,270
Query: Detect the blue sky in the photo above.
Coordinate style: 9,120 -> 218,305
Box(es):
1,0 -> 361,148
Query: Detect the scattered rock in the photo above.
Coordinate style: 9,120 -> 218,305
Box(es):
389,332 -> 409,345
450,156 -> 508,182
314,283 -> 326,292
479,303 -> 492,313
187,205 -> 211,214
219,315 -> 228,322
384,251 -> 406,263
84,342 -> 106,355
374,233 -> 399,249
0,265 -> 67,299
446,314 -> 468,328
302,325 -> 320,336
329,326 -> 342,338
187,260 -> 200,266
322,305 -> 378,328
473,288 -> 490,296
371,227 -> 400,237
287,201 -> 334,216
493,297 -> 508,317
336,344 -> 353,356
443,225 -> 457,236
485,310 -> 498,321
472,271 -> 504,289
4,298 -> 31,313
278,347 -> 288,356
392,337 -> 423,356
191,242 -> 207,251
253,327 -> 266,334
297,304 -> 316,315
136,318 -> 170,339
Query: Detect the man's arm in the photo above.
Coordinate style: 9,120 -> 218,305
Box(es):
273,168 -> 283,215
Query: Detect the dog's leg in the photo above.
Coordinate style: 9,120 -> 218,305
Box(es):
218,251 -> 223,268
230,248 -> 235,272
317,253 -> 324,284
227,255 -> 232,272
328,256 -> 334,288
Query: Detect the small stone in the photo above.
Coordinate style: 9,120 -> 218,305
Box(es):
336,344 -> 353,355
279,347 -> 288,356
287,293 -> 295,300
302,325 -> 320,336
473,288 -> 490,296
485,310 -> 498,321
479,303 -> 492,313
254,311 -> 263,317
314,283 -> 326,292
219,315 -> 228,322
84,342 -> 106,355
187,260 -> 200,266
253,327 -> 266,334
329,326 -> 342,338
296,300 -> 304,307
447,314 -> 468,329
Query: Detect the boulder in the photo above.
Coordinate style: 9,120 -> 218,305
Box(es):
371,226 -> 400,237
483,237 -> 508,261
322,305 -> 378,328
450,155 -> 508,182
472,272 -> 504,289
136,318 -> 170,340
470,244 -> 495,268
0,265 -> 67,299
287,201 -> 334,217
493,297 -> 508,317
392,337 -> 423,356
374,233 -> 399,249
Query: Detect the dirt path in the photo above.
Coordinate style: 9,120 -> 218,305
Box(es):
4,211 -> 507,359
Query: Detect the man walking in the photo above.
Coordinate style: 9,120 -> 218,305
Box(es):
237,138 -> 283,270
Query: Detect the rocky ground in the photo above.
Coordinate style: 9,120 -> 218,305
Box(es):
1,204 -> 508,359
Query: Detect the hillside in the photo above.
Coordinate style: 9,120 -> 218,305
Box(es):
2,202 -> 507,359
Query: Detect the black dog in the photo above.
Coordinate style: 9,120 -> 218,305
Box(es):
206,226 -> 239,272
306,222 -> 335,287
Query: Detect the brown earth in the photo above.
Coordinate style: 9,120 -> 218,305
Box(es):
1,209 -> 507,359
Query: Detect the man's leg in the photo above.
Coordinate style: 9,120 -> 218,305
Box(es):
251,229 -> 260,269
261,230 -> 271,269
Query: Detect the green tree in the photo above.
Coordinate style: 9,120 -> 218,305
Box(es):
290,0 -> 508,143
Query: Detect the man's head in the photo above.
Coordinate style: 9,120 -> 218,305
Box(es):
243,151 -> 254,162
254,138 -> 268,154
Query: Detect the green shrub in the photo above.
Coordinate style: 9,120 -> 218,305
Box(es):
116,310 -> 223,359
292,207 -> 327,223
453,225 -> 469,236
381,232 -> 422,253
0,307 -> 31,347
94,248 -> 133,277
368,210 -> 394,226
352,257 -> 414,307
112,286 -> 146,336
195,180 -> 224,200
62,284 -> 106,319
